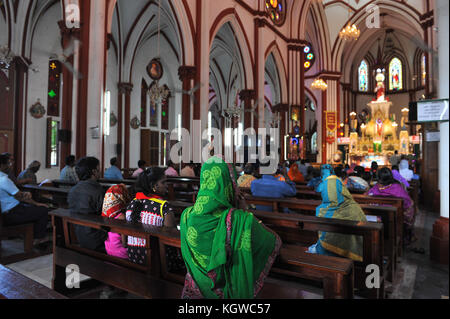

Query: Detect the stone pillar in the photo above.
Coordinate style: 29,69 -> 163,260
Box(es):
430,0 -> 449,265
178,66 -> 196,133
118,83 -> 133,170
58,21 -> 79,168
11,58 -> 28,176
239,89 -> 257,130
272,104 -> 289,162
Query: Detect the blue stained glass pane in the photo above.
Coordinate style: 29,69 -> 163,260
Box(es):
358,60 -> 368,92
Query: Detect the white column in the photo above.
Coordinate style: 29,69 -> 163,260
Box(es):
85,0 -> 106,158
194,0 -> 210,164
437,0 -> 449,218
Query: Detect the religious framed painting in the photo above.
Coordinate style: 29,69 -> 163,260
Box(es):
291,106 -> 300,122
29,100 -> 46,119
147,58 -> 163,81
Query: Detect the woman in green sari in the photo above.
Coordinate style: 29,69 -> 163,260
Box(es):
180,156 -> 282,299
307,165 -> 367,262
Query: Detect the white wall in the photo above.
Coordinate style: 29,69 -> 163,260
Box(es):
25,3 -> 62,182
128,35 -> 181,168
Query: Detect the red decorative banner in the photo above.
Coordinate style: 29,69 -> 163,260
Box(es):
326,111 -> 337,132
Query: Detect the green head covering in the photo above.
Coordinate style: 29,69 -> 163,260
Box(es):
180,156 -> 281,299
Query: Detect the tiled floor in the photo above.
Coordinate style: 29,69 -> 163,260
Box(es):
1,208 -> 448,299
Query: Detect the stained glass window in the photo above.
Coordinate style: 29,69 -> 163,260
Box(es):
389,57 -> 403,91
421,54 -> 426,87
47,60 -> 61,116
265,0 -> 286,26
358,60 -> 368,92
304,44 -> 316,72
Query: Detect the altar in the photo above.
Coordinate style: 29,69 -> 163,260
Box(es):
347,69 -> 412,164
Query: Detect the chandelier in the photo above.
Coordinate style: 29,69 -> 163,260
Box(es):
339,22 -> 360,41
311,78 -> 328,91
149,81 -> 170,105
0,45 -> 14,69
223,101 -> 243,119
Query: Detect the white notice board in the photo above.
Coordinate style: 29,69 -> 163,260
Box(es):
417,99 -> 449,122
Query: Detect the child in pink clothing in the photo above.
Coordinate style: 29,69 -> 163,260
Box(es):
102,184 -> 131,259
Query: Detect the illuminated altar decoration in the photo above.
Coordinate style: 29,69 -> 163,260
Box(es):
347,67 -> 411,166
265,0 -> 286,26
389,57 -> 403,91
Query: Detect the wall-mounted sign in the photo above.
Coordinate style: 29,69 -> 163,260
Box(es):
417,99 -> 449,123
426,131 -> 440,142
326,111 -> 337,132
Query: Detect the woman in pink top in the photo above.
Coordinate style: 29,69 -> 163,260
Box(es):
102,184 -> 131,259
165,160 -> 179,177
131,160 -> 146,178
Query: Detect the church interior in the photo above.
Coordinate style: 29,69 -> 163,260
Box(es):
0,0 -> 448,300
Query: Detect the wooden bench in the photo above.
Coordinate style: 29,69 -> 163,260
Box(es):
291,189 -> 405,259
0,215 -> 35,265
242,195 -> 397,285
168,202 -> 357,299
50,209 -> 344,299
166,177 -> 200,202
248,209 -> 384,299
0,264 -> 67,299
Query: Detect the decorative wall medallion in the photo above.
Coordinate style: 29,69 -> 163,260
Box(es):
29,100 -> 46,119
110,112 -> 118,127
147,58 -> 163,80
130,116 -> 140,130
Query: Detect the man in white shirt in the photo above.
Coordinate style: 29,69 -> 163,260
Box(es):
0,153 -> 49,245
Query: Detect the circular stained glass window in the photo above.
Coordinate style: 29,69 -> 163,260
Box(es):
265,0 -> 286,27
303,43 -> 316,72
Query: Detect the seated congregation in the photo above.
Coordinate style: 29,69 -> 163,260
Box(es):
0,150 -> 423,299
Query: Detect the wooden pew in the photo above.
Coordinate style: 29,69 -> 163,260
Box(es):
0,264 -> 67,299
166,177 -> 200,202
242,185 -> 404,261
168,202 -> 358,299
248,209 -> 384,299
292,188 -> 405,259
50,209 -> 344,299
0,215 -> 35,265
242,195 -> 396,285
99,178 -> 136,185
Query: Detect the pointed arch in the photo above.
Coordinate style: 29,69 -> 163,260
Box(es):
264,40 -> 288,104
209,9 -> 254,89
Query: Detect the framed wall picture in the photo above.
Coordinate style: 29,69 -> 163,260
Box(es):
30,100 -> 46,119
147,58 -> 163,81
291,106 -> 300,122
